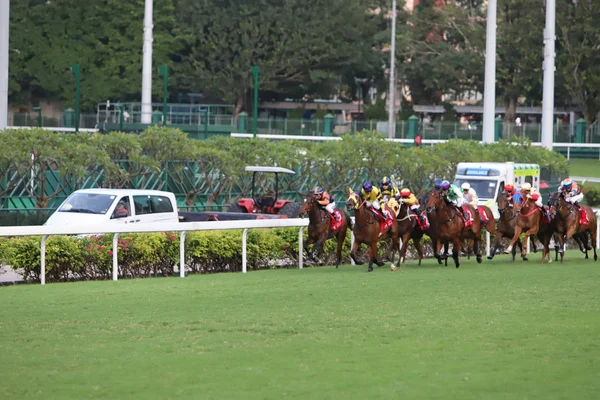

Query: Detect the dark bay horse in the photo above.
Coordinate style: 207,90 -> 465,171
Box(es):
505,196 -> 554,263
464,204 -> 496,259
299,193 -> 353,268
346,190 -> 400,272
396,200 -> 425,265
488,192 -> 525,262
425,190 -> 483,268
548,192 -> 598,262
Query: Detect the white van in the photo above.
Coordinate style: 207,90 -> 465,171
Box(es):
453,162 -> 541,218
44,189 -> 179,226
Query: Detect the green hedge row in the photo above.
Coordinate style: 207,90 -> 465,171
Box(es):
0,229 -> 363,283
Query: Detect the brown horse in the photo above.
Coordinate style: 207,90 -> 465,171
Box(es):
464,204 -> 496,259
425,191 -> 483,268
395,200 -> 425,265
505,196 -> 554,263
299,193 -> 353,268
488,192 -> 526,262
346,190 -> 400,272
548,192 -> 597,262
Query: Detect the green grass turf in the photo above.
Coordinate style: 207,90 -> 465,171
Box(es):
1,254 -> 599,400
568,158 -> 600,178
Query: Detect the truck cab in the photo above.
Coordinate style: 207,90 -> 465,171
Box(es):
45,189 -> 179,226
453,162 -> 541,218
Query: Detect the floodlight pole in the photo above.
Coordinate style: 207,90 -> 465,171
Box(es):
0,0 -> 10,130
482,0 -> 497,144
141,0 -> 153,124
541,0 -> 556,150
387,0 -> 397,139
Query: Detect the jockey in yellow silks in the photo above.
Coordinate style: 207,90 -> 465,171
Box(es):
359,181 -> 387,220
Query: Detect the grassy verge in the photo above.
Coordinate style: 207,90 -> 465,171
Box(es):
568,158 -> 600,178
1,255 -> 599,400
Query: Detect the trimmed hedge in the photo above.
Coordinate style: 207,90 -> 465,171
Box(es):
0,229 -> 361,283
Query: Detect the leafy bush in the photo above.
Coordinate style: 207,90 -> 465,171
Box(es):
582,187 -> 600,207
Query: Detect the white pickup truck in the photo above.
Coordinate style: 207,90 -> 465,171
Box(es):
44,189 -> 179,226
44,188 -> 288,226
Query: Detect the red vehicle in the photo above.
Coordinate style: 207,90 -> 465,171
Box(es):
228,166 -> 300,217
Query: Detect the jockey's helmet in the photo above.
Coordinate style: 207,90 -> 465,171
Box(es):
363,181 -> 373,193
400,188 -> 411,197
561,178 -> 573,189
440,181 -> 450,191
434,179 -> 442,189
504,184 -> 515,193
381,176 -> 391,186
521,182 -> 532,192
314,186 -> 324,195
461,182 -> 471,191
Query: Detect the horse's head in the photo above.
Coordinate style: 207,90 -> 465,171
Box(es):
547,192 -> 560,209
497,191 -> 508,215
424,190 -> 443,213
345,188 -> 361,211
299,193 -> 317,217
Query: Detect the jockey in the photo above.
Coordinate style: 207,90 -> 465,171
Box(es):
360,181 -> 387,221
520,182 -> 550,221
461,182 -> 479,207
434,179 -> 443,190
380,176 -> 399,201
504,184 -> 522,207
440,180 -> 469,221
559,178 -> 584,207
313,186 -> 338,221
399,188 -> 425,226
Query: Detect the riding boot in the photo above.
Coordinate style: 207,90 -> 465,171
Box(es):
381,209 -> 388,221
461,208 -> 469,222
330,211 -> 339,222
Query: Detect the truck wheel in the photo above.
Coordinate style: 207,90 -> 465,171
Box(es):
278,202 -> 300,218
228,204 -> 247,213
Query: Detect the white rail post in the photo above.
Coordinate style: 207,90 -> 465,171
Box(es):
486,231 -> 491,257
527,236 -> 531,254
112,233 -> 119,281
298,227 -> 305,269
242,228 -> 249,274
179,231 -> 186,278
40,235 -> 48,285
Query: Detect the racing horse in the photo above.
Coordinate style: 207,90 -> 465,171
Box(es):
395,199 -> 425,265
548,192 -> 597,262
346,189 -> 400,272
425,190 -> 483,268
504,195 -> 555,263
464,204 -> 497,259
488,191 -> 526,262
299,193 -> 353,268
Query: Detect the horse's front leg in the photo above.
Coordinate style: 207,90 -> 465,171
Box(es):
350,237 -> 363,266
488,232 -> 503,260
452,237 -> 461,268
413,236 -> 424,266
368,241 -> 380,272
505,226 -> 523,254
399,232 -> 411,264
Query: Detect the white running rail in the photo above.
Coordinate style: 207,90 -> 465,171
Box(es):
0,219 -> 309,285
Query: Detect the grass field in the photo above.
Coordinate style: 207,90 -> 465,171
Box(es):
568,158 -> 600,178
1,254 -> 599,400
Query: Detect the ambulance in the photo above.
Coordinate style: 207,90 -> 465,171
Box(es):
453,162 -> 540,218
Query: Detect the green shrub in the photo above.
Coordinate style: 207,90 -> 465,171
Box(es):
583,187 -> 600,207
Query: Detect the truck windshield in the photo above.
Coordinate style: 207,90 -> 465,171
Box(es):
453,179 -> 498,199
58,193 -> 116,215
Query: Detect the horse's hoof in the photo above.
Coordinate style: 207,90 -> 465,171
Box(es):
390,264 -> 397,272
376,261 -> 385,267
532,248 -> 538,253
594,255 -> 598,261
487,255 -> 494,260
476,256 -> 482,264
522,256 -> 528,261
455,264 -> 460,268
368,266 -> 374,272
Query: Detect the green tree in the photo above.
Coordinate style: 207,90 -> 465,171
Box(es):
556,0 -> 600,133
9,0 -> 187,110
174,0 -> 382,117
496,0 -> 545,130
400,0 -> 485,104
